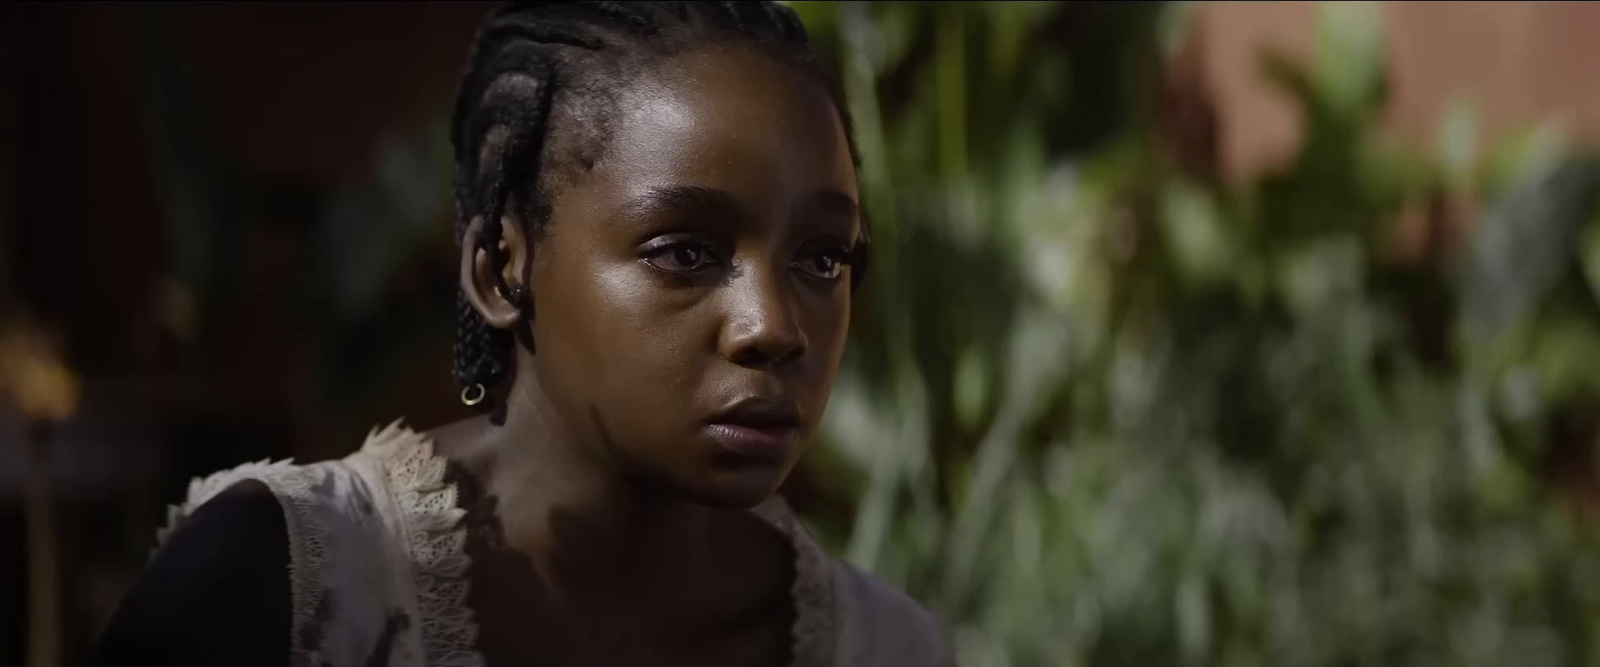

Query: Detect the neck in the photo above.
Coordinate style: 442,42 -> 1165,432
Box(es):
462,369 -> 713,607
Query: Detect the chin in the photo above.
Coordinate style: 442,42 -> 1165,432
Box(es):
677,466 -> 791,510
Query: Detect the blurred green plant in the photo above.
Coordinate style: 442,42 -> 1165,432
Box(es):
790,2 -> 1600,666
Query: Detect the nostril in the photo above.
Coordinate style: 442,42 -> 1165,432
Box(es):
727,327 -> 806,369
729,346 -> 764,368
730,341 -> 803,369
776,342 -> 805,366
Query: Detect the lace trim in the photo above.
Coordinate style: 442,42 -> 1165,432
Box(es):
355,420 -> 833,667
153,458 -> 330,666
361,421 -> 483,667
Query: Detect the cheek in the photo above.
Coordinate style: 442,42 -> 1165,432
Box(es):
531,255 -> 711,418
811,289 -> 850,364
798,287 -> 851,411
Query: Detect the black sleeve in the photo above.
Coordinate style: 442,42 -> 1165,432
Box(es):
87,479 -> 291,667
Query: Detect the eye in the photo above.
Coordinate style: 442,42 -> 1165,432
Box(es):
790,244 -> 850,281
642,238 -> 722,274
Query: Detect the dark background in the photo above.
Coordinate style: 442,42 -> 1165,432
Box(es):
1,4 -> 494,663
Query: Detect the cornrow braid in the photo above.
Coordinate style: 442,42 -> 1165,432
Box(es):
449,0 -> 866,406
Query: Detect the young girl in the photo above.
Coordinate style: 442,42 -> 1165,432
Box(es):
89,3 -> 953,666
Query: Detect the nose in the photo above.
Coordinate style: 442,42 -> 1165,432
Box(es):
719,264 -> 807,370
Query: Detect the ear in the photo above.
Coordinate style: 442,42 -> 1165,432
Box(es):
459,215 -> 532,330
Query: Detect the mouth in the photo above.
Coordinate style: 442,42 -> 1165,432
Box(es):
704,396 -> 802,462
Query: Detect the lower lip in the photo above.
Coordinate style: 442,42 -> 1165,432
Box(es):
703,423 -> 797,461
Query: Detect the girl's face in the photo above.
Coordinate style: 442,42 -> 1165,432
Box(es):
522,46 -> 860,508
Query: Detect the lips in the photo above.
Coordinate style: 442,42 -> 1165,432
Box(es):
704,396 -> 801,461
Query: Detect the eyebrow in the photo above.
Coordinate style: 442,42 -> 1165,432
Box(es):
619,185 -> 746,222
615,184 -> 860,230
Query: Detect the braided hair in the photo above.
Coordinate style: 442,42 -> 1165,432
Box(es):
450,1 -> 865,403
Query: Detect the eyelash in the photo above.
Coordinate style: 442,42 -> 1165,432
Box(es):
789,243 -> 852,281
642,239 -> 723,274
639,238 -> 854,282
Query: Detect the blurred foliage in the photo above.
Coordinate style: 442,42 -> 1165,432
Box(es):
789,2 -> 1600,666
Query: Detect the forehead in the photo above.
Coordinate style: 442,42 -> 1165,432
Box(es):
567,46 -> 857,217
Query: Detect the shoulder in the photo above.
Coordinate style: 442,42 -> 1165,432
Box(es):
180,476 -> 286,534
98,423 -> 423,667
753,496 -> 957,667
90,480 -> 291,667
140,478 -> 291,600
826,558 -> 957,667
155,478 -> 290,571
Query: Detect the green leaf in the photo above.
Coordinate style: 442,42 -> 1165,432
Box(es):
1313,1 -> 1387,119
1582,221 -> 1600,305
1159,177 -> 1236,287
953,345 -> 990,433
1438,96 -> 1479,191
1483,121 -> 1570,196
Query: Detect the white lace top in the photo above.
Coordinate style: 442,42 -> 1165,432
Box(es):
156,420 -> 954,667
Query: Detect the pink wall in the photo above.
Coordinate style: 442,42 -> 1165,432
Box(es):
1193,1 -> 1600,180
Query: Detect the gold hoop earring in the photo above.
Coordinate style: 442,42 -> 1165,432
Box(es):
460,383 -> 487,406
